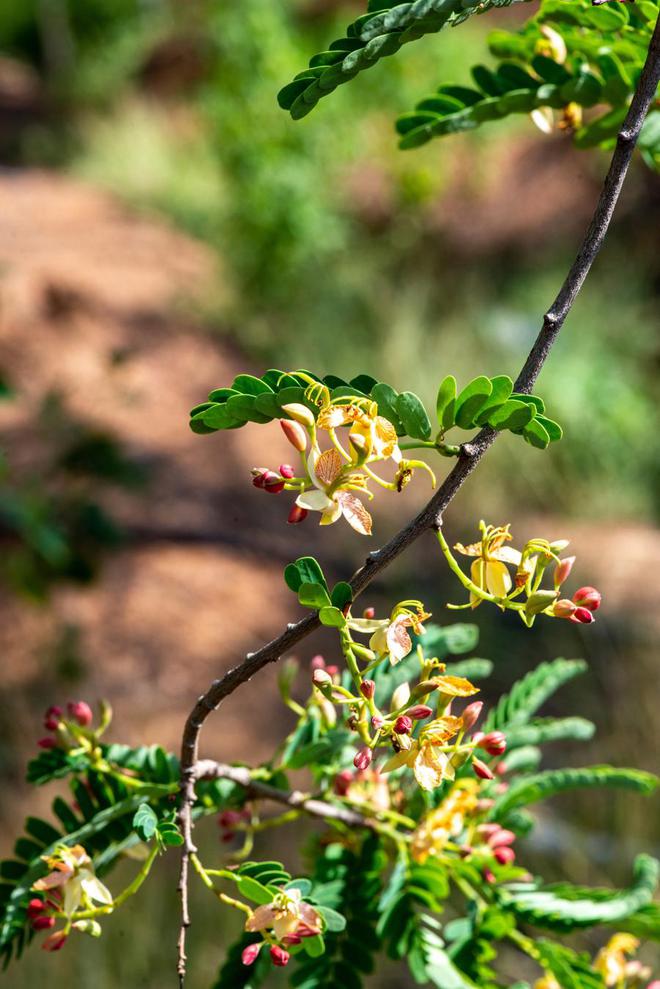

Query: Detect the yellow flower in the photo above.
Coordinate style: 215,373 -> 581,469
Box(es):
295,447 -> 373,534
382,717 -> 463,791
245,888 -> 321,941
411,781 -> 480,863
348,604 -> 430,665
33,844 -> 112,917
455,521 -> 521,606
430,675 -> 479,699
594,934 -> 640,986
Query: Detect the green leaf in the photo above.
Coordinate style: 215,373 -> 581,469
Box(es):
614,902 -> 660,941
330,582 -> 353,610
486,399 -> 534,431
284,557 -> 328,594
231,374 -> 273,396
132,803 -> 158,841
317,905 -> 347,932
396,391 -> 432,441
493,766 -> 659,819
484,658 -> 588,731
286,878 -> 313,896
535,941 -> 605,989
535,415 -> 563,442
371,382 -> 405,435
319,606 -> 347,628
298,581 -> 332,609
454,376 -> 493,429
523,418 -> 551,450
444,658 -> 494,680
417,622 -> 480,656
474,375 -> 514,425
303,933 -> 326,957
505,717 -> 595,749
436,375 -> 457,431
236,876 -> 275,905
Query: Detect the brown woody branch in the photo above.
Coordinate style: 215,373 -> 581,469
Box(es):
176,15 -> 660,985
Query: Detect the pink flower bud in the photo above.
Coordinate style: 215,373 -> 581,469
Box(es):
554,556 -> 575,589
360,679 -> 375,700
353,748 -> 372,770
310,655 -> 325,670
262,471 -> 285,494
325,665 -> 339,678
280,418 -> 308,452
43,706 -> 63,731
32,915 -> 55,931
37,737 -> 58,750
478,731 -> 507,757
571,606 -> 595,625
251,468 -> 269,488
287,504 -> 308,524
473,757 -> 494,780
371,715 -> 384,731
405,705 -> 433,720
241,942 -> 262,966
218,810 -> 243,829
312,668 -> 333,688
553,598 -> 576,618
279,464 -> 296,479
362,606 -> 375,619
42,930 -> 68,952
572,586 -> 601,611
489,828 -> 516,848
394,715 -> 413,735
334,770 -> 353,796
461,701 -> 483,732
646,982 -> 660,989
493,845 -> 516,865
67,701 -> 93,727
27,899 -> 46,919
483,868 -> 497,885
270,945 -> 290,967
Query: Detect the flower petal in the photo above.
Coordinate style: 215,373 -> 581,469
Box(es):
486,560 -> 512,598
337,492 -> 372,535
386,618 -> 412,665
320,500 -> 342,526
245,904 -> 276,932
413,744 -> 448,791
314,448 -> 343,486
347,618 -> 388,634
296,489 -> 334,512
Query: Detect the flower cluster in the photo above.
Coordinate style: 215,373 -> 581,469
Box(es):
251,376 -> 434,533
535,934 -> 657,989
30,844 -> 111,952
242,889 -> 322,969
439,520 -> 601,627
37,700 -> 94,750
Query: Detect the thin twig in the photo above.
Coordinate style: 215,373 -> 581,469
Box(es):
176,16 -> 660,984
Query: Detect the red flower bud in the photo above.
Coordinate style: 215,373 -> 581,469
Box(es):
571,606 -> 595,625
262,471 -> 285,494
218,810 -> 243,829
362,606 -> 375,620
270,945 -> 290,967
360,679 -> 375,700
310,655 -> 325,670
280,418 -> 307,453
353,748 -> 372,770
251,468 -> 269,488
37,737 -> 58,750
394,715 -> 413,735
554,556 -> 575,589
27,899 -> 46,919
312,668 -> 333,688
279,464 -> 296,479
334,770 -> 353,796
241,943 -> 262,966
489,828 -> 516,848
478,731 -> 507,757
572,586 -> 601,611
32,915 -> 56,931
553,598 -> 576,619
494,845 -> 516,865
371,715 -> 384,731
43,706 -> 63,731
42,930 -> 68,952
473,757 -> 494,780
67,701 -> 93,727
405,705 -> 433,721
287,504 -> 308,524
461,701 -> 483,732
477,823 -> 501,839
325,665 -> 339,678
483,868 -> 497,885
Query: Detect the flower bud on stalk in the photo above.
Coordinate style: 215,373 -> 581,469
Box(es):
554,556 -> 575,589
473,757 -> 495,780
262,472 -> 285,494
280,418 -> 307,452
242,943 -> 263,966
42,930 -> 68,952
27,899 -> 46,919
461,701 -> 483,732
553,598 -> 576,618
409,680 -> 438,701
494,846 -> 516,865
312,668 -> 333,689
362,606 -> 375,619
488,828 -> 516,848
571,606 -> 595,625
269,945 -> 290,967
354,748 -> 373,770
287,505 -> 308,524
67,701 -> 93,727
360,679 -> 375,700
391,682 -> 411,711
478,731 -> 507,756
251,468 -> 269,489
310,655 -> 325,670
334,770 -> 353,796
279,464 -> 295,479
281,403 -> 315,427
405,705 -> 433,721
32,915 -> 55,931
572,586 -> 601,611
394,715 -> 413,735
43,706 -> 63,731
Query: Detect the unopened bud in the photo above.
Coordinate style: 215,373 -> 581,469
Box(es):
360,679 -> 375,700
37,736 -> 58,750
405,705 -> 433,721
287,504 -> 308,524
353,748 -> 372,770
493,846 -> 516,865
334,770 -> 353,796
488,828 -> 516,848
269,945 -> 290,967
43,706 -> 63,731
483,868 -> 497,885
390,682 -> 411,711
553,598 -> 576,618
461,701 -> 483,732
478,731 -> 507,757
572,586 -> 601,611
371,715 -> 384,731
554,556 -> 575,589
362,606 -> 375,619
242,943 -> 262,966
394,715 -> 412,735
251,468 -> 269,488
262,471 -> 285,494
410,679 -> 439,700
218,810 -> 243,829
279,464 -> 295,479
312,668 -> 333,688
571,606 -> 595,625
27,899 -> 46,919
67,701 -> 93,727
281,403 -> 315,427
477,823 -> 501,839
72,919 -> 102,937
473,757 -> 494,780
280,418 -> 308,452
310,655 -> 325,670
325,665 -> 339,678
32,916 -> 55,931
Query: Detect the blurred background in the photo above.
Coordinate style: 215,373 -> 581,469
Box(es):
0,0 -> 658,985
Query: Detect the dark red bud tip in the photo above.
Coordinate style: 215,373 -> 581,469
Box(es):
218,810 -> 243,829
334,770 -> 353,796
287,504 -> 308,524
270,945 -> 290,967
572,586 -> 601,611
42,931 -> 68,952
394,715 -> 413,735
360,679 -> 375,700
571,606 -> 595,625
473,757 -> 495,780
43,706 -> 63,731
32,916 -> 56,931
37,737 -> 58,750
241,943 -> 262,966
353,748 -> 373,770
67,701 -> 93,727
251,468 -> 269,488
27,899 -> 46,919
263,472 -> 285,494
406,705 -> 433,721
362,606 -> 375,619
494,846 -> 516,865
479,731 -> 507,756
279,464 -> 296,479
